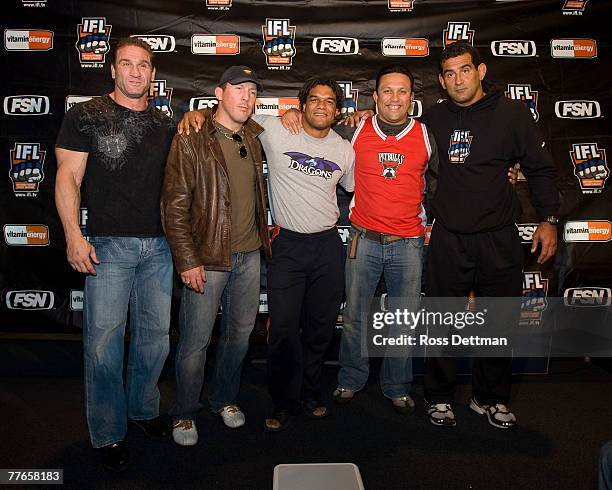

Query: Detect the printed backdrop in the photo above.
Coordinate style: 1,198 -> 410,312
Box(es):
1,0 -> 610,339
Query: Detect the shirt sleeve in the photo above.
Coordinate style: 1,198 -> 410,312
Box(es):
424,124 -> 439,220
339,143 -> 355,193
55,103 -> 93,153
513,103 -> 560,217
332,124 -> 356,142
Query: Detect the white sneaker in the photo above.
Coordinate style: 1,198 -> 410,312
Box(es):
470,398 -> 517,429
219,404 -> 245,429
172,419 -> 198,446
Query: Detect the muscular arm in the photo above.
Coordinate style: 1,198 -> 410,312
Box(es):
54,147 -> 99,274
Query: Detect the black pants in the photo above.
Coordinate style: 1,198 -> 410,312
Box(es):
267,227 -> 345,412
424,223 -> 523,405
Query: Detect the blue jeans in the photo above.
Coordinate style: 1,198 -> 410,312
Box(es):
170,251 -> 260,419
338,227 -> 423,399
83,236 -> 172,448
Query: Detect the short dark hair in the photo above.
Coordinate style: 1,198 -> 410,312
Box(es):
110,37 -> 155,69
375,64 -> 414,93
298,78 -> 344,111
439,41 -> 481,74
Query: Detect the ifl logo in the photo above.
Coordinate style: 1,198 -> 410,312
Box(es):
562,0 -> 589,15
570,143 -> 608,194
147,80 -> 173,118
505,84 -> 539,122
76,18 -> 112,68
378,152 -> 404,179
443,22 -> 474,47
448,130 -> 473,164
338,82 -> 358,117
9,143 -> 45,197
520,272 -> 548,326
388,0 -> 414,12
206,0 -> 232,10
262,19 -> 296,70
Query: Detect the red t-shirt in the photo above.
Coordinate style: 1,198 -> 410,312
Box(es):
349,115 -> 431,237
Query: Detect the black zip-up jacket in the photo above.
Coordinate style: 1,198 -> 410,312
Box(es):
421,81 -> 559,234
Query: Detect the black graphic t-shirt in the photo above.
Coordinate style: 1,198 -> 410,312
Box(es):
56,95 -> 175,236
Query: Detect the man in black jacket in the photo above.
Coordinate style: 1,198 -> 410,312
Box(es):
421,41 -> 559,429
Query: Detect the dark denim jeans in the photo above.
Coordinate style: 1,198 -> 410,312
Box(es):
83,236 -> 172,448
170,251 -> 260,419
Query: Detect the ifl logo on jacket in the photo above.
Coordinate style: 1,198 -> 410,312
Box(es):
448,130 -> 472,164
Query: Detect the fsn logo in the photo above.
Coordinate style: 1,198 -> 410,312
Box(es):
409,100 -> 423,118
76,17 -> 112,67
6,290 -> 54,310
505,84 -> 539,122
9,143 -> 46,196
564,287 -> 611,307
4,95 -> 49,115
262,18 -> 296,69
448,130 -> 473,164
189,97 -> 218,111
562,0 -> 589,15
338,82 -> 358,116
490,40 -> 536,57
516,223 -> 538,243
312,37 -> 359,55
555,101 -> 601,119
80,207 -> 88,235
130,35 -> 176,52
443,22 -> 474,47
570,143 -> 608,194
147,80 -> 173,118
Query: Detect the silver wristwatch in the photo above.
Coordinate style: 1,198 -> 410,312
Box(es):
542,216 -> 559,225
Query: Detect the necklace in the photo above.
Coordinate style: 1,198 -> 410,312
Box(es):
214,116 -> 248,159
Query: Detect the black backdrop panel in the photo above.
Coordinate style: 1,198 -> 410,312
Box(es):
1,0 -> 610,335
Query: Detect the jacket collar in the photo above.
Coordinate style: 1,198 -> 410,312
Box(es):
204,107 -> 264,139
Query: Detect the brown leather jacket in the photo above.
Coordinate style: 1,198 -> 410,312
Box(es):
161,109 -> 271,273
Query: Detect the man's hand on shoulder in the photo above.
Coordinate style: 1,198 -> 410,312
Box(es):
281,108 -> 302,135
508,163 -> 520,185
531,222 -> 557,264
178,110 -> 206,136
67,235 -> 99,275
339,109 -> 374,127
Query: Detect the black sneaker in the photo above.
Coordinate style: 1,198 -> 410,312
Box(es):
426,401 -> 456,427
130,416 -> 170,439
99,441 -> 130,472
469,398 -> 517,429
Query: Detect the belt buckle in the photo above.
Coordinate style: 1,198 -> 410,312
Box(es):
379,233 -> 388,245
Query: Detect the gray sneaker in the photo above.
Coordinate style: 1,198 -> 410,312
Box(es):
332,387 -> 355,405
172,419 -> 198,446
391,395 -> 416,415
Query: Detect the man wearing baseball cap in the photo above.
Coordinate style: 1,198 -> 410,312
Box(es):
162,65 -> 271,445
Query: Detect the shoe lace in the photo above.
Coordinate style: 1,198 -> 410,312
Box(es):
174,419 -> 193,430
223,404 -> 239,415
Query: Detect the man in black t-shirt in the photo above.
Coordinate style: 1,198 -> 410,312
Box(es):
55,38 -> 175,472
